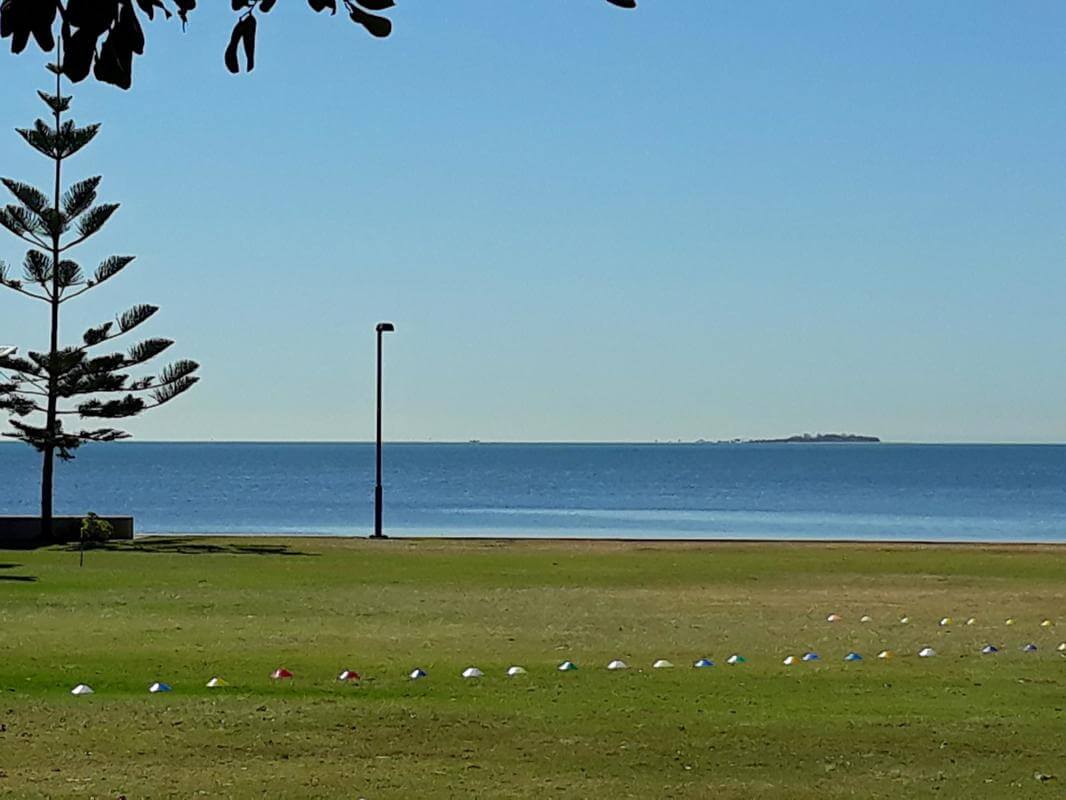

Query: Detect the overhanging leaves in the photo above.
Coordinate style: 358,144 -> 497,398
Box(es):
347,3 -> 390,38
225,13 -> 256,73
0,0 -> 57,55
6,0 -> 634,90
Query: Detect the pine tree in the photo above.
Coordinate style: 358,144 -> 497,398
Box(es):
0,63 -> 199,541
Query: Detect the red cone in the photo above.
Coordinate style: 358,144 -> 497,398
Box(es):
270,668 -> 293,679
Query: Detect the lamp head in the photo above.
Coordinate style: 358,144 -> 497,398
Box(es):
376,322 -> 395,333
0,346 -> 17,358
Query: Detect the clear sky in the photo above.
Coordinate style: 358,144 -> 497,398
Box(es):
1,1 -> 1064,443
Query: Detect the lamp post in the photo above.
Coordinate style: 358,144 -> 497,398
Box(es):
372,322 -> 395,539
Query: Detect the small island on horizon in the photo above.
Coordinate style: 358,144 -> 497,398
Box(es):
748,433 -> 881,444
695,433 -> 881,444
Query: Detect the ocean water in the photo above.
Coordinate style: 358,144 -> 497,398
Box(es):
0,442 -> 1063,542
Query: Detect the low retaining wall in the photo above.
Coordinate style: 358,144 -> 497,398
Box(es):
0,516 -> 134,547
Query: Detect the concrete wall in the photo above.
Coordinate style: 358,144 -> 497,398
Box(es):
0,516 -> 134,547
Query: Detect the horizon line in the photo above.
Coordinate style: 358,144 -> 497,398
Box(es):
1,439 -> 1063,446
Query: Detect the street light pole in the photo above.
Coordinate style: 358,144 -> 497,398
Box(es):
373,322 -> 394,539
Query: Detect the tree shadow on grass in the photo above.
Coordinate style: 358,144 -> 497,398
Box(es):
66,537 -> 319,557
0,563 -> 38,581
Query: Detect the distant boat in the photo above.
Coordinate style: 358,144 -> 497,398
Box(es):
468,439 -> 482,444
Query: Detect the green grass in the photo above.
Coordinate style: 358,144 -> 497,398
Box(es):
1,538 -> 1064,798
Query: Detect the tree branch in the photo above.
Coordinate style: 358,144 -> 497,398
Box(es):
0,282 -> 51,302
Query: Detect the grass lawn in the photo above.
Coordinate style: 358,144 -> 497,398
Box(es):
0,537 -> 1064,798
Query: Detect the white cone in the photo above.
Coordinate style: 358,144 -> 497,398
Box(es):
939,617 -> 952,626
965,617 -> 976,625
826,613 -> 842,623
1040,619 -> 1054,628
918,647 -> 936,658
1005,618 -> 1015,626
606,660 -> 628,671
1057,643 -> 1066,652
783,655 -> 796,665
506,666 -> 527,676
70,684 -> 94,696
652,659 -> 673,669
899,616 -> 910,624
860,615 -> 873,623
206,677 -> 227,688
877,650 -> 892,659
461,667 -> 483,679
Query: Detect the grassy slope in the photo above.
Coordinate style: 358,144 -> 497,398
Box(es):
0,538 -> 1063,798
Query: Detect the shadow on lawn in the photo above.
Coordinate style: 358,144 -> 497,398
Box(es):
0,563 -> 38,582
70,537 -> 319,557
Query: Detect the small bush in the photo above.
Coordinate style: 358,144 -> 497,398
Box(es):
80,513 -> 114,546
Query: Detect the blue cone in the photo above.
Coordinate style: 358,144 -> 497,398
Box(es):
981,645 -> 998,655
802,652 -> 820,662
1022,643 -> 1038,653
844,652 -> 862,662
693,658 -> 715,668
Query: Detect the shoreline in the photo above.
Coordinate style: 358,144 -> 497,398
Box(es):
130,533 -> 1066,551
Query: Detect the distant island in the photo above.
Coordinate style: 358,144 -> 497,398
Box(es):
693,433 -> 881,445
749,433 -> 880,444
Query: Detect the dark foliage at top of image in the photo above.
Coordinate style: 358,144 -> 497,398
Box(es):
1,0 -> 636,90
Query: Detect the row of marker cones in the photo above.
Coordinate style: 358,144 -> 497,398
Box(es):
783,642 -> 1055,663
67,642 -> 1066,695
827,613 -> 1056,627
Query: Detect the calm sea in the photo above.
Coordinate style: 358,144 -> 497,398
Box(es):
0,443 -> 1063,542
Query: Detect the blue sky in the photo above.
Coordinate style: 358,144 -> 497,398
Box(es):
1,1 -> 1065,443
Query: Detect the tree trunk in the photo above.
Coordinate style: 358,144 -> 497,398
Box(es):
40,446 -> 54,540
41,51 -> 62,543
